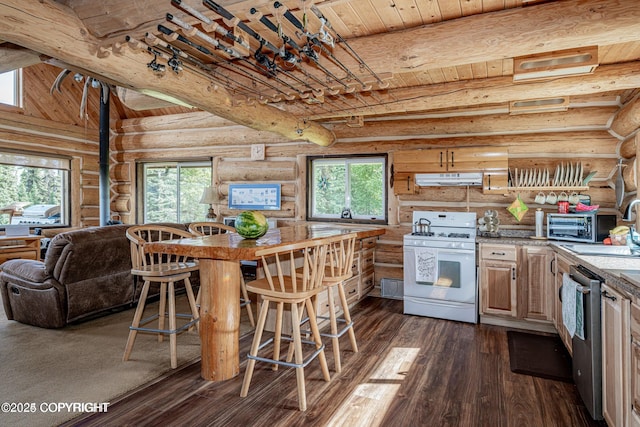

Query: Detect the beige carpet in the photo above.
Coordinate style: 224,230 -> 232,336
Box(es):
0,295 -> 254,427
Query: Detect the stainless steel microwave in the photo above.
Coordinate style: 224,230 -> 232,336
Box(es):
547,213 -> 616,243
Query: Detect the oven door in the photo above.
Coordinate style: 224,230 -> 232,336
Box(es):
403,245 -> 476,303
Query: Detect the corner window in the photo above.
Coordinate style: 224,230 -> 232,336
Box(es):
139,161 -> 212,224
308,155 -> 387,223
0,70 -> 22,108
0,151 -> 70,227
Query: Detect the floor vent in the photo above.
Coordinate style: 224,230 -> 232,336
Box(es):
380,278 -> 403,300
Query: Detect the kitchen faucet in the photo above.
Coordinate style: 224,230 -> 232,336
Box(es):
623,198 -> 640,221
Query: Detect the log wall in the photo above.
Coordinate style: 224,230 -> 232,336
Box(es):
113,110 -> 625,286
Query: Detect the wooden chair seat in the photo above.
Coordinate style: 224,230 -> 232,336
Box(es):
188,221 -> 255,327
240,236 -> 336,411
123,225 -> 200,369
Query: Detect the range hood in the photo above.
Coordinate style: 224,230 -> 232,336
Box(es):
415,172 -> 483,187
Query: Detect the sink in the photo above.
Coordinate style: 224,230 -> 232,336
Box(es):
562,243 -> 635,257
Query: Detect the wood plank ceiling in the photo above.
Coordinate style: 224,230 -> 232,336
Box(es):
2,0 -> 640,143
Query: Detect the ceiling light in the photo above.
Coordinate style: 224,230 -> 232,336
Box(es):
513,46 -> 598,82
509,97 -> 569,114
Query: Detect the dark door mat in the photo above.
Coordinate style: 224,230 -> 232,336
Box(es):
507,330 -> 573,383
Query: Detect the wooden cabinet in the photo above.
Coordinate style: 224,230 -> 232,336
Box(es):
553,252 -> 573,354
394,148 -> 446,173
520,246 -> 553,322
357,237 -> 376,297
0,235 -> 42,265
395,146 -> 506,173
482,170 -> 509,194
479,244 -> 518,317
393,172 -> 416,195
601,283 -> 631,427
632,302 -> 640,426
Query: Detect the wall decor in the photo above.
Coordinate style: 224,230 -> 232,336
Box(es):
228,183 -> 281,210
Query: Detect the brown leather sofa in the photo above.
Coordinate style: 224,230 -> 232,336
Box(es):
0,223 -> 196,328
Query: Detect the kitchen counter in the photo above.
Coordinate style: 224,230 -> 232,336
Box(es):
477,233 -> 640,299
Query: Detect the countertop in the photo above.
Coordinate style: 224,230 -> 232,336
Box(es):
476,232 -> 640,299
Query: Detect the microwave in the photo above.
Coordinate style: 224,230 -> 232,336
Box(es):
547,213 -> 617,243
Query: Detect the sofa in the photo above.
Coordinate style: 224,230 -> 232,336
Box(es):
0,223 -> 196,328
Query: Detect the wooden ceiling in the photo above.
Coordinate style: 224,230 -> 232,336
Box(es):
2,0 -> 640,144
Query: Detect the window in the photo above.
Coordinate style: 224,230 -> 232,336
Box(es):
0,151 -> 70,227
308,155 -> 386,223
139,161 -> 212,224
0,70 -> 22,108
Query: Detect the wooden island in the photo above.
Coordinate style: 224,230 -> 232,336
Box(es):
146,224 -> 385,382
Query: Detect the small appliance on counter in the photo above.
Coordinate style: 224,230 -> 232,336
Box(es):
547,212 -> 616,243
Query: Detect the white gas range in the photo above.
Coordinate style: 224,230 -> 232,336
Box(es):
403,211 -> 478,323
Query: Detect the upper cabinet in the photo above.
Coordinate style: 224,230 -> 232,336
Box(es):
393,146 -> 509,194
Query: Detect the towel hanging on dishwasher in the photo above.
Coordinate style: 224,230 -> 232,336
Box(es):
562,273 -> 585,339
415,247 -> 438,283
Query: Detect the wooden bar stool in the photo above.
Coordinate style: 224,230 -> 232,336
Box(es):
295,233 -> 359,373
188,221 -> 255,327
240,237 -> 332,411
123,225 -> 200,369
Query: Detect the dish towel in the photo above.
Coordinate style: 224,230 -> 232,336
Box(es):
415,247 -> 438,283
562,273 -> 585,339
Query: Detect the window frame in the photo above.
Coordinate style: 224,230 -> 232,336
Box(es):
0,69 -> 23,109
136,159 -> 213,224
306,154 -> 387,225
0,149 -> 71,229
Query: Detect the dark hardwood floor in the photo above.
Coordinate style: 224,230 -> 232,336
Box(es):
65,297 -> 603,427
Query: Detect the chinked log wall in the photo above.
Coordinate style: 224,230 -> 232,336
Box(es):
112,109 -> 625,285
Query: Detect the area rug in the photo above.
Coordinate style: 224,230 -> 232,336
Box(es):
0,295 -> 254,427
507,330 -> 573,383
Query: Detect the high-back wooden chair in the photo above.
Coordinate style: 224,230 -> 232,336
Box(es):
318,233 -> 359,373
188,222 -> 255,327
123,225 -> 200,369
240,237 -> 332,411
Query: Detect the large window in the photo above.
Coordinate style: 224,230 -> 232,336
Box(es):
140,161 -> 212,224
0,70 -> 22,108
308,155 -> 386,223
0,151 -> 70,227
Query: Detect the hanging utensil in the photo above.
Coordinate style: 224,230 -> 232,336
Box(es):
615,159 -> 625,209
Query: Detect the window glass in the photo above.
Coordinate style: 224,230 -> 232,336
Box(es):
0,70 -> 22,107
309,156 -> 386,222
142,162 -> 211,224
0,151 -> 70,227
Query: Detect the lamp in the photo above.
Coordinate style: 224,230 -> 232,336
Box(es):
513,46 -> 598,82
199,186 -> 219,221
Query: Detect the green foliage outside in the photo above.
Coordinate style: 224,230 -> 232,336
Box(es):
0,164 -> 63,225
144,165 -> 211,223
313,159 -> 384,219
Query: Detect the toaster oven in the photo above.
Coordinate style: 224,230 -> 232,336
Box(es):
547,213 -> 616,243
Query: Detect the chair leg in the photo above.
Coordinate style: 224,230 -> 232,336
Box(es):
305,298 -> 331,383
168,281 -> 177,369
184,277 -> 199,333
158,282 -> 167,343
326,285 -> 342,373
123,280 -> 151,362
241,298 -> 270,398
290,302 -> 307,411
337,282 -> 358,353
240,275 -> 255,327
272,301 -> 284,371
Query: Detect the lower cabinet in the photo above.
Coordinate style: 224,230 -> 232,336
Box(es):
631,301 -> 640,426
553,252 -> 573,354
601,283 -> 631,427
479,243 -> 554,327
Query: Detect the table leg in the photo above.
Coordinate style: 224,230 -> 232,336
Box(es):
199,258 -> 241,381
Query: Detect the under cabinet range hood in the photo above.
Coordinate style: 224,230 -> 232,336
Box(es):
414,172 -> 483,187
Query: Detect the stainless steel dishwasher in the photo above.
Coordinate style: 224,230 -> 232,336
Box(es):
567,265 -> 603,421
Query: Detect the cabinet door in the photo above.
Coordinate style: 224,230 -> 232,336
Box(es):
394,149 -> 446,173
631,302 -> 640,425
521,246 -> 553,321
393,172 -> 415,195
448,146 -> 508,172
601,284 -> 631,427
554,253 -> 573,354
480,260 -> 517,317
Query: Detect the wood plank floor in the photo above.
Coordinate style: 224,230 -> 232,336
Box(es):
65,297 -> 605,427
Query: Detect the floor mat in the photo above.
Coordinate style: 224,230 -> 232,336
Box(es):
507,330 -> 573,383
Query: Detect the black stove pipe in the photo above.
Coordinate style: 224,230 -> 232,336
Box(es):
99,84 -> 110,226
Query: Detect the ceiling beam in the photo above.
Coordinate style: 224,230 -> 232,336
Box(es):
0,43 -> 42,73
308,62 -> 640,120
0,0 -> 335,146
348,0 -> 640,74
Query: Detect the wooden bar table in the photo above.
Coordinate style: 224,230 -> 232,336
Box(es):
146,224 -> 385,382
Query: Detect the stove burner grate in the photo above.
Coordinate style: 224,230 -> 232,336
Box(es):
448,233 -> 471,239
411,232 -> 434,237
